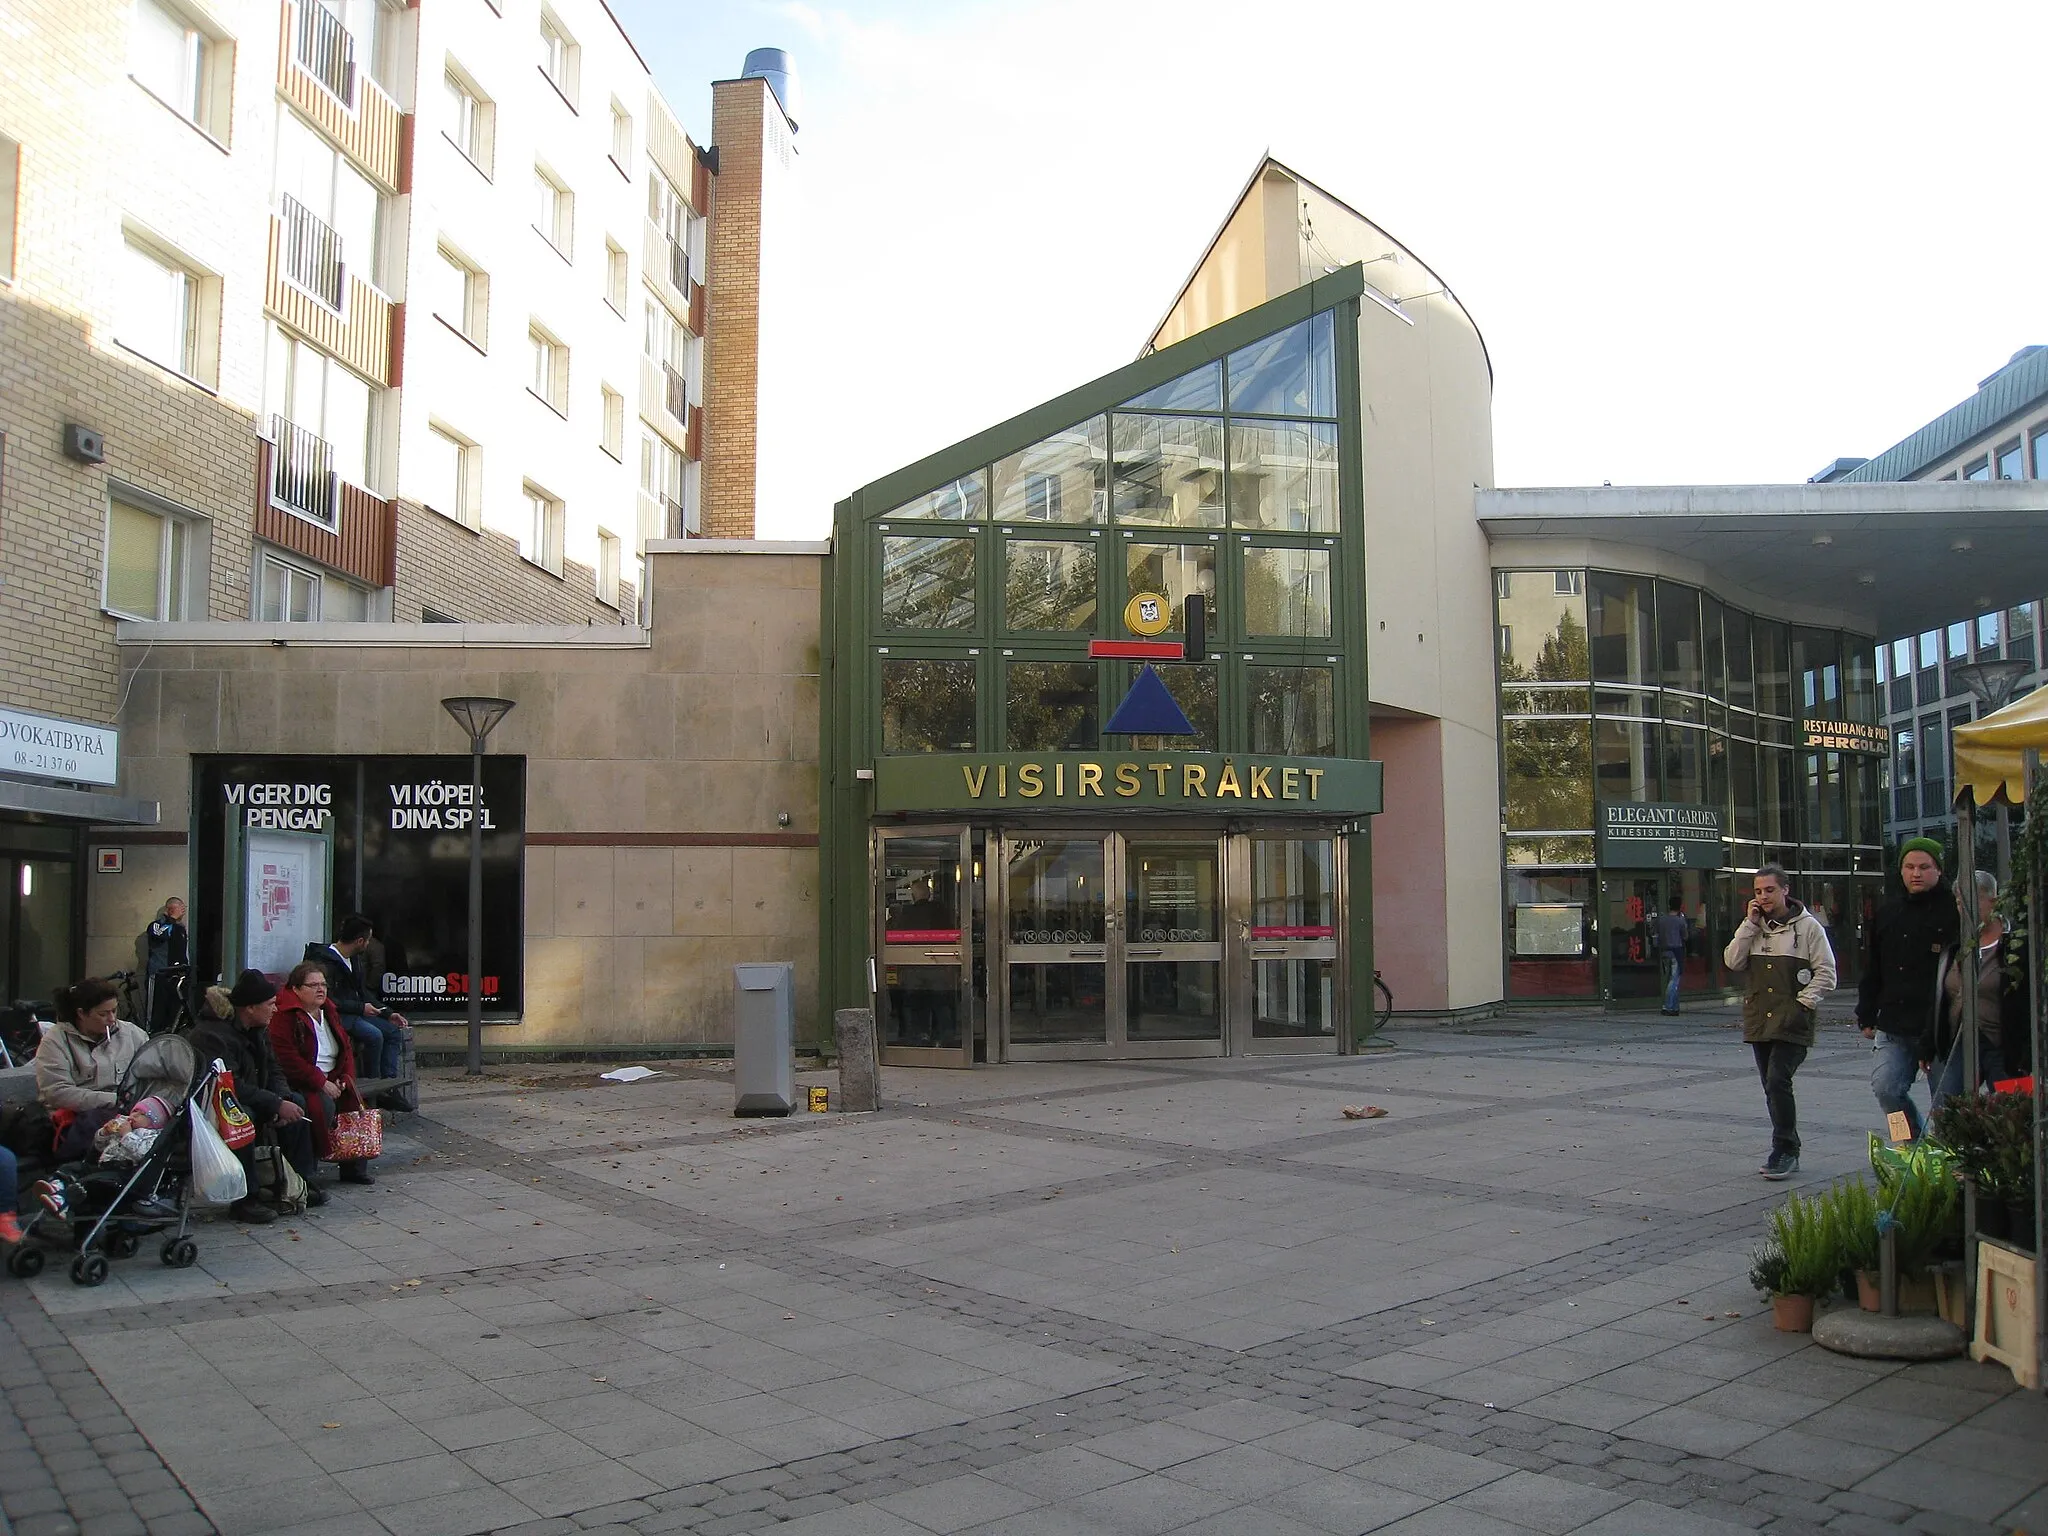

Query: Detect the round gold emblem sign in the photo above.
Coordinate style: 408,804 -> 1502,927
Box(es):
1124,592 -> 1171,637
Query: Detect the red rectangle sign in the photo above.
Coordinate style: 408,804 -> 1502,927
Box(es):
1087,640 -> 1185,660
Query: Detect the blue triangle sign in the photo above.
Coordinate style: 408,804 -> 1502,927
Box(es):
1104,664 -> 1196,736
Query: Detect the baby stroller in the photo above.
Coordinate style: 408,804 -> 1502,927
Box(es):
7,1036 -> 209,1286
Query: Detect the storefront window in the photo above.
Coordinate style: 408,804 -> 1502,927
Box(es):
880,535 -> 976,630
1759,744 -> 1797,841
1006,661 -> 1097,751
1122,359 -> 1223,414
1507,870 -> 1594,997
1794,627 -> 1841,714
1589,573 -> 1655,685
1505,715 -> 1592,839
1228,421 -> 1338,531
1227,312 -> 1337,418
1724,606 -> 1754,710
1728,736 -> 1759,840
881,658 -> 976,752
1702,595 -> 1727,698
1656,583 -> 1703,695
993,417 -> 1106,524
1804,749 -> 1847,845
1661,722 -> 1707,805
886,472 -> 986,521
1845,644 -> 1877,724
1129,663 -> 1217,750
1594,720 -> 1654,803
1247,665 -> 1334,756
1243,546 -> 1332,637
1111,413 -> 1224,527
1126,542 -> 1215,631
1002,539 -> 1097,631
1755,619 -> 1792,718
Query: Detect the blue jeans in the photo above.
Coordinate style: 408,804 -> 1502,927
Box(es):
1871,1032 -> 1935,1140
1662,954 -> 1683,1012
0,1144 -> 15,1213
1930,1039 -> 2003,1117
347,1015 -> 403,1079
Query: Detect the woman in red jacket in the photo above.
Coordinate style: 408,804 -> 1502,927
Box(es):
268,962 -> 376,1186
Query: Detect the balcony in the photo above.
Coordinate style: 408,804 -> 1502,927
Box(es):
256,433 -> 397,588
663,363 -> 687,423
268,415 -> 338,530
275,1 -> 405,191
642,221 -> 690,319
265,214 -> 394,383
278,194 -> 344,310
668,237 -> 688,292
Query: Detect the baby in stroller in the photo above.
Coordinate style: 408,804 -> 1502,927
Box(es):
10,1035 -> 211,1285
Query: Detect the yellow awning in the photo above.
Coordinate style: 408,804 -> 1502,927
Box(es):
1951,688 -> 2048,807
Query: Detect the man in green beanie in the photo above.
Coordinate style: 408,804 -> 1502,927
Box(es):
1856,837 -> 1958,1141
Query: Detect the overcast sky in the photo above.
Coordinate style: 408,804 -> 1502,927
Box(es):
612,0 -> 2048,540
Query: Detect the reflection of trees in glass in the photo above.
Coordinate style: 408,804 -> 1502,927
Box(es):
1244,547 -> 1331,637
1006,662 -> 1097,751
1501,611 -> 1593,852
887,473 -> 986,521
1247,667 -> 1334,756
994,418 -> 1106,523
1112,414 -> 1224,527
881,659 -> 976,752
1121,664 -> 1216,751
881,536 -> 976,629
1003,541 -> 1096,630
1126,543 -> 1215,630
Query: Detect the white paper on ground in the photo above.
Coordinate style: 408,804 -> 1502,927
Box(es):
598,1066 -> 665,1083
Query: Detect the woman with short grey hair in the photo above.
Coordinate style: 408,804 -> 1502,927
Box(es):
1926,871 -> 2024,1110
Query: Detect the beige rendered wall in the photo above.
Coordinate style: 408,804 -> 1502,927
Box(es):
96,545 -> 824,1052
1148,167 -> 1297,352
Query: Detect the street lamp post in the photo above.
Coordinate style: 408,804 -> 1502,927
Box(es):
441,696 -> 516,1076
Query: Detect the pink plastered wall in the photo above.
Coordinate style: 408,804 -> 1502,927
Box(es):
1369,716 -> 1450,1012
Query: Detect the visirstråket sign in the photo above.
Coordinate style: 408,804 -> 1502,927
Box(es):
1595,801 -> 1727,869
872,754 -> 1382,816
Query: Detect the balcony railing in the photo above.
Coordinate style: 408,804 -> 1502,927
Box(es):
667,496 -> 689,538
663,363 -> 687,422
278,194 -> 344,310
668,237 -> 689,292
295,0 -> 356,106
269,414 -> 338,530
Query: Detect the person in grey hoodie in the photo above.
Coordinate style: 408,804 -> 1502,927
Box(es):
1723,864 -> 1837,1181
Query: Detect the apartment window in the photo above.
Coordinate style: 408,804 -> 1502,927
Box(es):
0,135 -> 16,282
528,324 -> 567,413
257,551 -> 321,622
104,492 -> 206,620
116,232 -> 215,384
423,607 -> 460,623
641,429 -> 682,510
420,422 -> 478,529
131,0 -> 231,141
522,482 -> 565,575
537,10 -> 577,106
2035,427 -> 2048,481
1966,457 -> 1991,481
1554,570 -> 1583,595
264,324 -> 374,491
647,170 -> 687,242
596,529 -> 621,608
604,239 -> 628,313
443,63 -> 494,175
609,101 -> 632,176
600,385 -> 624,459
431,243 -> 487,347
1994,440 -> 2025,480
276,109 -> 384,292
533,164 -> 572,258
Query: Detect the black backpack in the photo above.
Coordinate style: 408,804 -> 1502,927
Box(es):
0,1100 -> 56,1161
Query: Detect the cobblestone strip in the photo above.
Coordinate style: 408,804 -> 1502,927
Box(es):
0,1281 -> 215,1536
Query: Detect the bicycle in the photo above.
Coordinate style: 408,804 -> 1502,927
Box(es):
1373,969 -> 1394,1031
0,999 -> 48,1068
122,965 -> 203,1036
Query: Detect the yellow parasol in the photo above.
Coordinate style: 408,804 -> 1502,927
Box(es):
1950,687 -> 2048,807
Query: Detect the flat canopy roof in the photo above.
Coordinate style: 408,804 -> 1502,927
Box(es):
1478,481 -> 2048,639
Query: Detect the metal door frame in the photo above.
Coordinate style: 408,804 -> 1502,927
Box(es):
1598,871 -> 1666,1007
1117,833 -> 1227,1060
873,825 -> 974,1068
1230,832 -> 1345,1056
996,829 -> 1120,1061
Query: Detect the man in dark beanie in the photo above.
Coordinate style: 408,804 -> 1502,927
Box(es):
1857,837 -> 1959,1142
190,970 -> 326,1218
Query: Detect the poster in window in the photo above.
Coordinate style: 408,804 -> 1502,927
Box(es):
244,831 -> 327,976
1515,904 -> 1584,956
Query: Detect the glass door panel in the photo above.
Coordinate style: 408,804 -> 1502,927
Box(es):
1124,840 -> 1221,1045
1003,836 -> 1110,1050
16,858 -> 74,1008
877,829 -> 972,1065
1603,876 -> 1662,1003
1240,837 -> 1340,1051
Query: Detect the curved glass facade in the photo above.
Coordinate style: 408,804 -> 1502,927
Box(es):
1496,569 -> 1881,1002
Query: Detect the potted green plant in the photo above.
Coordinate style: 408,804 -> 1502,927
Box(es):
1932,1090 -> 2035,1251
1760,1191 -> 1837,1331
1865,1135 -> 1961,1312
1818,1179 -> 1881,1309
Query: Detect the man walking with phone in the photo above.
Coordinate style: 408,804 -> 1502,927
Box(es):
1723,864 -> 1837,1180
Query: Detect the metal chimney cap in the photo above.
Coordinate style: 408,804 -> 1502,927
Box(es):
741,46 -> 799,129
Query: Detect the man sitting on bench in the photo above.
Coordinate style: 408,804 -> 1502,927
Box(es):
303,916 -> 408,1084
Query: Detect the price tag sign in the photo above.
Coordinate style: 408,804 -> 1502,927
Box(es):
1886,1111 -> 1914,1146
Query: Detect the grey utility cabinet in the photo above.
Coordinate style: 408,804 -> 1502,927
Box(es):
733,961 -> 796,1116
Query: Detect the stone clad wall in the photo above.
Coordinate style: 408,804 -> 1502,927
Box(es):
100,544 -> 824,1052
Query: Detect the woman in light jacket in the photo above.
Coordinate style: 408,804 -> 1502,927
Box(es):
267,963 -> 376,1186
34,977 -> 150,1160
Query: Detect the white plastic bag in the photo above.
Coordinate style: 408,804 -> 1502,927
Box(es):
189,1093 -> 247,1205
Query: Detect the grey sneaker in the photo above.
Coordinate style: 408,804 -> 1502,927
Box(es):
1760,1151 -> 1798,1181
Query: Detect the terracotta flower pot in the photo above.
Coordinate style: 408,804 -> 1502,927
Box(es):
1772,1294 -> 1815,1332
1855,1270 -> 1880,1312
1852,1269 -> 1939,1314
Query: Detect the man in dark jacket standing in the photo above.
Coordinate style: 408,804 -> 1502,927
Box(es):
1857,838 -> 1959,1142
190,971 -> 325,1219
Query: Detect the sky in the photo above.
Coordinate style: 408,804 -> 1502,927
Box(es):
611,0 -> 2048,541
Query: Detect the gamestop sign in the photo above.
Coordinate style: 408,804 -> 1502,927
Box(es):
195,754 -> 525,1019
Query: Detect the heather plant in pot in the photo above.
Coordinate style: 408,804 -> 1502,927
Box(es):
1932,1089 -> 2036,1249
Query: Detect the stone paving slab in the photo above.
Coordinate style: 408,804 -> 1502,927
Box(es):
4,1011 -> 2048,1536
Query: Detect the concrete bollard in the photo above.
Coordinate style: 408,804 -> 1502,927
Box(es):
834,1007 -> 881,1112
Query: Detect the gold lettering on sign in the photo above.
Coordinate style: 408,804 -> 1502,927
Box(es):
1077,762 -> 1103,796
1184,763 -> 1208,798
1114,762 -> 1142,797
1282,767 -> 1301,800
1215,762 -> 1243,798
998,764 -> 1007,796
1304,768 -> 1324,801
1149,763 -> 1172,795
1018,763 -> 1043,798
963,765 -> 989,798
1055,762 -> 1065,796
1249,766 -> 1274,799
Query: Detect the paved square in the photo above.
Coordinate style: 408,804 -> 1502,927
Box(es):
4,1007 -> 2044,1535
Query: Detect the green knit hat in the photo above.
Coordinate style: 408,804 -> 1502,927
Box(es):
1899,836 -> 1944,867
